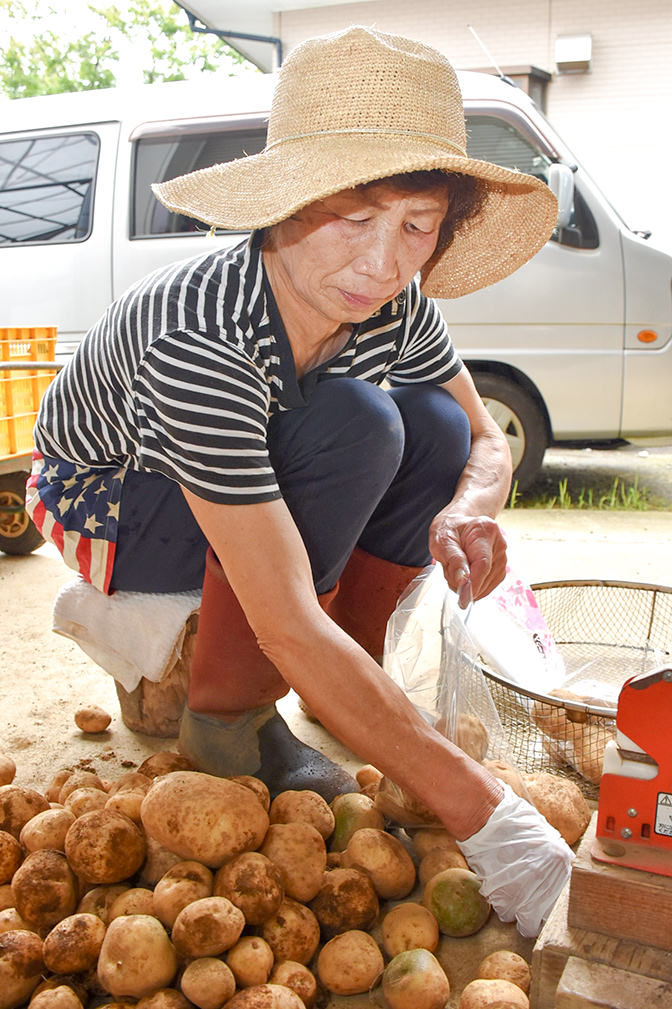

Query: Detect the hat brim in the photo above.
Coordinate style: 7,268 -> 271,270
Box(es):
151,134 -> 558,299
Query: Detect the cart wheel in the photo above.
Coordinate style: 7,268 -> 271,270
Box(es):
0,471 -> 45,555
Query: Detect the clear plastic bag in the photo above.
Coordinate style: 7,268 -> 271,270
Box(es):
379,565 -> 528,826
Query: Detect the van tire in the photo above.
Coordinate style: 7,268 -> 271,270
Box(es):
473,373 -> 547,493
0,472 -> 45,556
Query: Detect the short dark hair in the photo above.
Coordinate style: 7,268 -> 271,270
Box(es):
359,169 -> 487,254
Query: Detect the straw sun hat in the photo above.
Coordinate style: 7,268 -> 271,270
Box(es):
152,26 -> 558,299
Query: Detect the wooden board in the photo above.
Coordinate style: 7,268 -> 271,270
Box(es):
555,957 -> 672,1008
530,881 -> 672,1009
568,812 -> 672,951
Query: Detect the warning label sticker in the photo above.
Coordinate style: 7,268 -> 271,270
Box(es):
655,792 -> 672,837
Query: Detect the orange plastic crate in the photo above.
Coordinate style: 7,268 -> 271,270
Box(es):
0,327 -> 58,460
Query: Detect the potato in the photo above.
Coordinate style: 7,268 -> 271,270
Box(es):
58,771 -> 106,805
0,832 -> 22,883
340,828 -> 416,899
478,950 -> 531,994
19,807 -> 76,854
30,976 -> 88,1003
29,984 -> 83,1008
374,778 -> 442,827
270,789 -> 335,840
64,786 -> 109,817
171,896 -> 245,959
0,756 -> 16,788
381,901 -> 439,957
309,866 -> 379,939
317,929 -> 384,995
0,786 -> 50,839
65,809 -> 147,884
152,860 -> 214,929
268,961 -> 317,1008
74,704 -> 111,733
11,850 -> 78,934
531,689 -> 582,741
137,751 -> 194,778
226,935 -> 275,987
456,712 -> 489,762
97,914 -> 178,998
180,957 -> 236,1009
483,759 -> 528,799
76,883 -> 130,923
260,822 -> 327,903
523,772 -> 591,845
214,851 -> 284,925
0,885 -> 15,912
261,897 -> 321,965
0,910 -> 31,935
105,790 -> 145,824
0,929 -> 44,1009
355,764 -> 383,791
107,771 -> 153,797
418,847 -> 468,885
571,723 -> 612,785
409,828 -> 459,860
222,984 -> 305,1009
140,771 -> 269,868
136,990 -> 192,1008
382,947 -> 450,1009
228,775 -> 271,812
329,792 -> 385,851
423,868 -> 491,937
109,887 -> 155,920
42,912 -> 106,973
45,770 -> 73,804
459,977 -> 529,1009
138,836 -> 184,887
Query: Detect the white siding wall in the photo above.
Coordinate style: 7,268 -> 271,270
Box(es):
274,1 -> 672,249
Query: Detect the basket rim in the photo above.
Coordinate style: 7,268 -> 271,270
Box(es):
478,661 -> 619,718
530,578 -> 672,594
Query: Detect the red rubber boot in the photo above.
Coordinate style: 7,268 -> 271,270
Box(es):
179,547 -> 358,801
328,546 -> 428,660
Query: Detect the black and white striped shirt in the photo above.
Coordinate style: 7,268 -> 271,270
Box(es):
34,232 -> 462,506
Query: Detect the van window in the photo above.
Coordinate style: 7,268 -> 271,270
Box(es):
132,126 -> 267,237
466,115 -> 598,249
0,132 -> 99,246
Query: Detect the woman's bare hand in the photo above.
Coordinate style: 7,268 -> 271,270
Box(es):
429,512 -> 507,603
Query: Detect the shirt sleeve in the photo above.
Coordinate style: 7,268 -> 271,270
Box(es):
132,329 -> 282,504
386,280 -> 463,386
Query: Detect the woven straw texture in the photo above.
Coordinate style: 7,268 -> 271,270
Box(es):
152,26 -> 558,299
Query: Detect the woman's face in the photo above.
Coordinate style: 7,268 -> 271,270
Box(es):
267,180 -> 450,332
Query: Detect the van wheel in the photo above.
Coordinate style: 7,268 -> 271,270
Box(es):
473,374 -> 547,493
0,472 -> 45,555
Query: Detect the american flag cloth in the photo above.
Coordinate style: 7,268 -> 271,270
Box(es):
25,450 -> 126,595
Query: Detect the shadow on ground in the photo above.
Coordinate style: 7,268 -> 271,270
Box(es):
515,442 -> 672,509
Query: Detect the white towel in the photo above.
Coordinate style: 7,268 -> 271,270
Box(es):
52,576 -> 201,693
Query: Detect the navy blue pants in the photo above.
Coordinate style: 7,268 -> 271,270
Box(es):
110,379 -> 471,594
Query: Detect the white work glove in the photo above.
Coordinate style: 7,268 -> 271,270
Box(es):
456,782 -> 574,938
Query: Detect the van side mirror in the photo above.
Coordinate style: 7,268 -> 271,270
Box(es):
548,163 -> 574,229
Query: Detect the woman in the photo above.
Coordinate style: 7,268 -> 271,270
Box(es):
27,26 -> 572,936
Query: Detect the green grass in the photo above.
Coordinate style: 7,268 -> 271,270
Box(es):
508,476 -> 661,511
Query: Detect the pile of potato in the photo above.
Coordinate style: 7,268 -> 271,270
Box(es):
0,742 -> 541,1009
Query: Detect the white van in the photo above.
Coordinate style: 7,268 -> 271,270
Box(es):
1,70 -> 671,490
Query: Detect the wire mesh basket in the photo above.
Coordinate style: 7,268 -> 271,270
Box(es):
480,580 -> 672,800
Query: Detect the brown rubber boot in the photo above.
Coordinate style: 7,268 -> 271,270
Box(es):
179,548 -> 358,801
328,546 -> 428,660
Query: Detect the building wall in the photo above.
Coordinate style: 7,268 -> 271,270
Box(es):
273,1 -> 672,249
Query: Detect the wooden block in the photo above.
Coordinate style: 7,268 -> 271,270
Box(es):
568,811 -> 672,951
555,956 -> 672,1008
531,880 -> 672,1009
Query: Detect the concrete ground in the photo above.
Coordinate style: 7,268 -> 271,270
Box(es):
1,442 -> 671,1006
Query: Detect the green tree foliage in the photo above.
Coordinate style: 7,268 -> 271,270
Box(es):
0,0 -> 249,99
